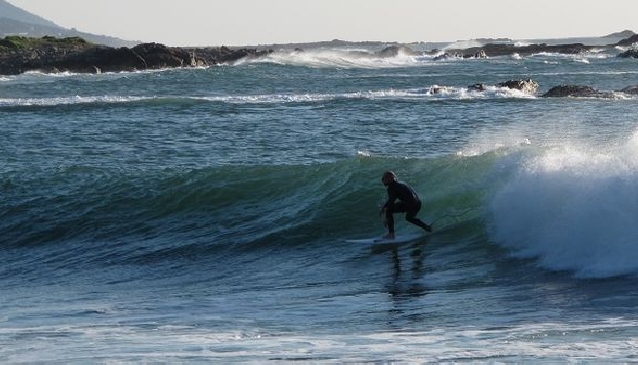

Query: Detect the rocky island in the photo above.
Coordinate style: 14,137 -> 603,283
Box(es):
0,35 -> 272,75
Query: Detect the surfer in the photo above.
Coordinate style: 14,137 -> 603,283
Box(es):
380,171 -> 432,239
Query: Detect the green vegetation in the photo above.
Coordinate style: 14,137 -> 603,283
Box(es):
0,35 -> 92,51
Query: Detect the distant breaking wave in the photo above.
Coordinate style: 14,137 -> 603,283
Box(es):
242,47 -> 618,69
0,86 -> 538,108
251,48 -> 445,68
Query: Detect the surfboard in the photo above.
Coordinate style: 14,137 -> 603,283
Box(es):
344,232 -> 424,245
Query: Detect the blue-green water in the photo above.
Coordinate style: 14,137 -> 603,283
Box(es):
2,47 -> 638,362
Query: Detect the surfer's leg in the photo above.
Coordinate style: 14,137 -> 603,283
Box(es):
405,202 -> 432,232
406,215 -> 432,232
384,202 -> 408,238
385,207 -> 395,234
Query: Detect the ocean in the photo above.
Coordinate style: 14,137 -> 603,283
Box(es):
2,44 -> 638,362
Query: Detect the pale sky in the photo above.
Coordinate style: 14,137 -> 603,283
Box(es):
8,0 -> 638,46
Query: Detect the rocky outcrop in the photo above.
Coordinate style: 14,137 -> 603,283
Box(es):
182,46 -> 272,65
613,34 -> 638,47
445,42 -> 594,58
541,85 -> 611,98
619,85 -> 638,95
468,83 -> 487,92
438,32 -> 638,59
463,80 -> 638,98
618,49 -> 638,58
377,46 -> 421,57
498,79 -> 539,94
466,79 -> 538,94
0,36 -> 273,75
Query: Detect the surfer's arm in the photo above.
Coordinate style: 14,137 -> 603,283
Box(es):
383,186 -> 397,210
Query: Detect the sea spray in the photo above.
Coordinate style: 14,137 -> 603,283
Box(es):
488,132 -> 638,278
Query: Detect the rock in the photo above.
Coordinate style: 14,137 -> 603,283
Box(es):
183,46 -> 273,65
542,85 -> 602,98
498,79 -> 539,94
0,36 -> 274,74
474,50 -> 487,58
619,85 -> 638,95
433,52 -> 451,61
429,85 -> 449,94
219,48 -> 272,63
617,49 -> 638,58
450,42 -> 593,58
613,34 -> 638,47
131,42 -> 194,67
377,45 -> 420,57
468,83 -> 487,92
466,79 -> 539,94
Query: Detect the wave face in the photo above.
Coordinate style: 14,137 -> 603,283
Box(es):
0,155 -> 485,262
6,140 -> 638,278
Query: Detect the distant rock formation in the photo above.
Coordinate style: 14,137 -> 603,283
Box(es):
613,34 -> 638,47
376,46 -> 421,57
619,85 -> 638,95
0,36 -> 273,75
541,85 -> 610,98
444,42 -> 594,59
617,49 -> 638,58
498,79 -> 539,94
464,80 -> 638,98
190,46 -> 273,64
466,79 -> 538,94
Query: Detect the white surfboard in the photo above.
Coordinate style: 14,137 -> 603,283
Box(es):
344,232 -> 424,245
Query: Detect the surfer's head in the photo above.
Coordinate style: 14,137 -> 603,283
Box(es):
381,171 -> 397,186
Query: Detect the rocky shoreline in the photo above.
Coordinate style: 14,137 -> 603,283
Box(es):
1,34 -> 638,98
0,36 -> 272,75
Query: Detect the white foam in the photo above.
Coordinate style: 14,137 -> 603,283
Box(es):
458,132 -> 532,157
3,319 -> 637,362
0,80 -> 539,108
0,95 -> 149,107
489,131 -> 638,278
198,84 -> 534,105
252,48 -> 427,69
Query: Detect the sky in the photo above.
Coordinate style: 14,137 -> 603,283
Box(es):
7,0 -> 638,47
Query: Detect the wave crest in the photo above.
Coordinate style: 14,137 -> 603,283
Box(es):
488,132 -> 638,278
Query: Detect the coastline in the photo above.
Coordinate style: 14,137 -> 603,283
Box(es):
0,33 -> 637,99
1,32 -> 637,76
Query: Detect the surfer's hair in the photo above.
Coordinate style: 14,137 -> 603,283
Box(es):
382,171 -> 397,182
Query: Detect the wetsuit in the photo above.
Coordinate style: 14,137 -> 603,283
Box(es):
383,180 -> 430,234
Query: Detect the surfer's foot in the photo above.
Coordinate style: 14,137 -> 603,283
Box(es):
382,233 -> 395,240
423,224 -> 432,232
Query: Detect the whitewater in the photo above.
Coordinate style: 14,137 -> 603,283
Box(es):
2,44 -> 638,362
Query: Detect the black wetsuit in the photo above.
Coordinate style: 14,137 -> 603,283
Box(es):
383,180 -> 430,234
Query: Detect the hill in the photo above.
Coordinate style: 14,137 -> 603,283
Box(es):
0,0 -> 138,47
0,0 -> 58,27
